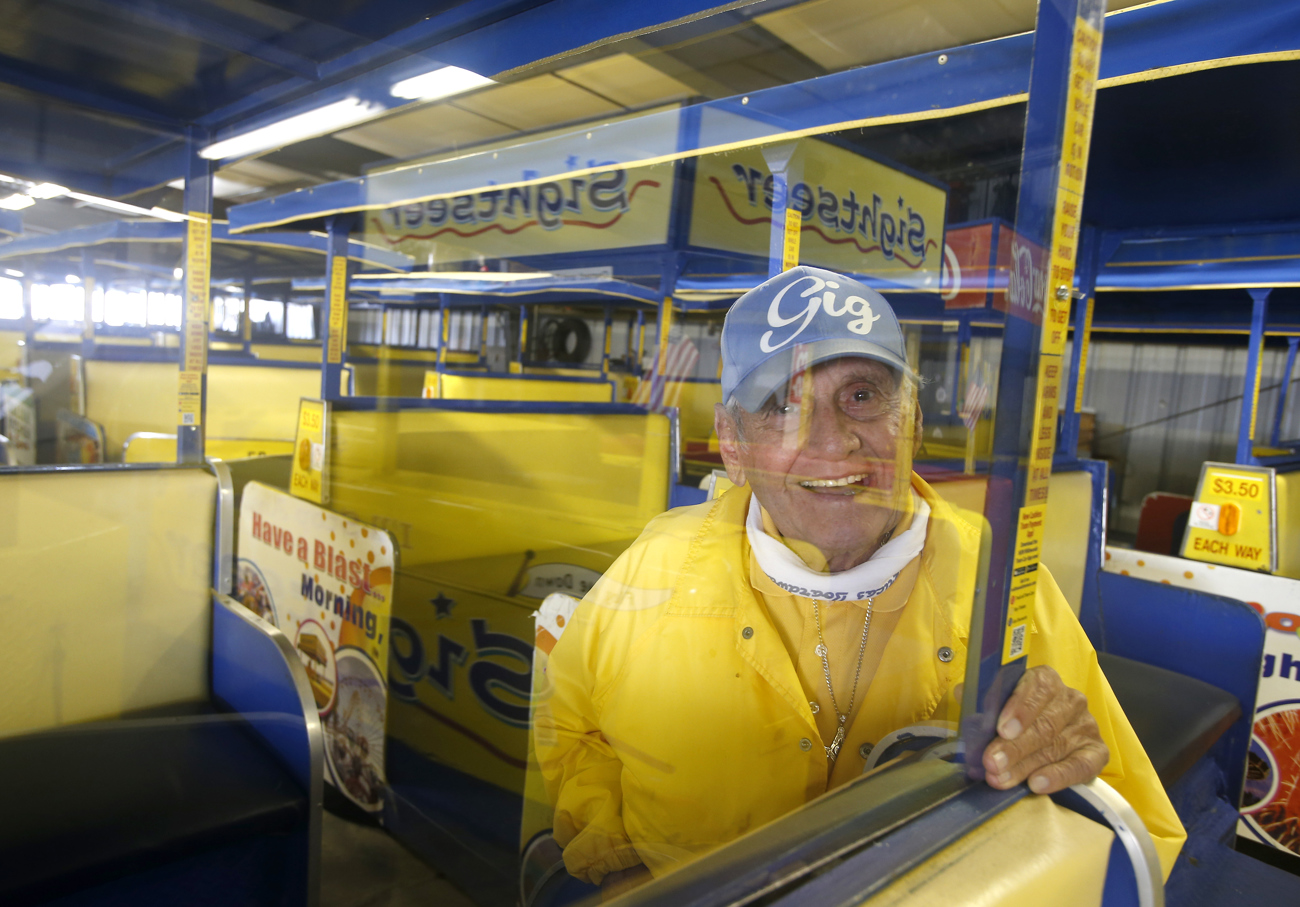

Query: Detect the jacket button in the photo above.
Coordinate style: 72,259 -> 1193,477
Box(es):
937,646 -> 954,663
859,742 -> 873,760
742,627 -> 754,639
799,738 -> 812,752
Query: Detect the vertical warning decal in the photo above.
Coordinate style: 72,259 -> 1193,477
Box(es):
326,254 -> 348,365
782,205 -> 801,272
179,213 -> 211,427
1006,16 -> 1100,664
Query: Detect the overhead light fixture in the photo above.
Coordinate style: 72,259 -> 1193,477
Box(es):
66,274 -> 81,284
173,268 -> 184,279
4,269 -> 23,278
391,65 -> 494,101
0,174 -> 15,183
26,182 -> 67,199
148,207 -> 190,222
0,193 -> 35,210
201,98 -> 382,161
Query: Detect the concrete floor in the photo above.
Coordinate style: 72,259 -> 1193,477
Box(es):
321,811 -> 477,907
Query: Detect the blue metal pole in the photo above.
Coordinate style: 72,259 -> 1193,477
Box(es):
1237,288 -> 1271,464
320,215 -> 351,401
178,126 -> 213,464
1270,337 -> 1298,449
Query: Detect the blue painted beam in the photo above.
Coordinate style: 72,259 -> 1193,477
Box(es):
83,0 -> 320,81
0,51 -> 185,132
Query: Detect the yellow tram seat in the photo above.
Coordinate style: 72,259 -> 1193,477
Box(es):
0,464 -> 321,905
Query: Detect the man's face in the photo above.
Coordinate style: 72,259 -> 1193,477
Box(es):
716,357 -> 921,571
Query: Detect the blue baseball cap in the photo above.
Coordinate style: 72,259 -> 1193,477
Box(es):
720,266 -> 913,412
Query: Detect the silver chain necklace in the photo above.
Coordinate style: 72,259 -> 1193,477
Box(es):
810,571 -> 897,764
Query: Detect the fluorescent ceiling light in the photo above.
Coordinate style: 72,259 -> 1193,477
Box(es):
66,274 -> 80,284
166,175 -> 261,199
390,66 -> 494,101
201,98 -> 382,161
4,269 -> 24,278
173,268 -> 184,279
353,270 -> 551,282
0,193 -> 35,210
26,182 -> 67,199
0,174 -> 15,183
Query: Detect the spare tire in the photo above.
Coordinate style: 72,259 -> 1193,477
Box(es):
539,317 -> 592,364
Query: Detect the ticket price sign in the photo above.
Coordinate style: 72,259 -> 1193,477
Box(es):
1182,462 -> 1277,573
290,398 -> 329,504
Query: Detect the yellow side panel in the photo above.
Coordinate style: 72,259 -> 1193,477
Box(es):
351,361 -> 428,397
438,372 -> 615,403
928,469 -> 1094,616
0,330 -> 23,382
124,435 -> 295,463
85,361 -> 318,457
330,409 -> 671,567
664,379 -> 722,445
0,469 -> 215,738
863,795 -> 1112,907
1277,471 -> 1300,580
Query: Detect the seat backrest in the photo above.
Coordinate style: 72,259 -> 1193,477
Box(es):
0,465 -> 217,738
1093,571 -> 1265,805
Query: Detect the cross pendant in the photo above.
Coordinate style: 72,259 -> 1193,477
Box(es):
825,723 -> 846,762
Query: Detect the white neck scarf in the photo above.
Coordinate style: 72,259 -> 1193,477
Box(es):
746,491 -> 930,602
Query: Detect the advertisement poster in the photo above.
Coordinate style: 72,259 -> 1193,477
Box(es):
236,481 -> 395,813
1104,547 -> 1300,855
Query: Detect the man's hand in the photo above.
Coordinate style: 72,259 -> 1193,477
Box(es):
601,864 -> 652,902
983,665 -> 1109,795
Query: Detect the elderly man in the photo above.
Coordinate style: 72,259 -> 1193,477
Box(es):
537,267 -> 1184,896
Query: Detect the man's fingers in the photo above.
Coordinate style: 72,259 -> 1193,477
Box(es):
996,684 -> 1089,769
1024,741 -> 1110,794
996,665 -> 1063,741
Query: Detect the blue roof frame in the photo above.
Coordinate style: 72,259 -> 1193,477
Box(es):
228,0 -> 1300,234
0,219 -> 412,273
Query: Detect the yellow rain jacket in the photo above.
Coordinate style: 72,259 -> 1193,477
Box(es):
537,477 -> 1185,884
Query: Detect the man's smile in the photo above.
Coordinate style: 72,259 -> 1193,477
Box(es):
797,473 -> 872,494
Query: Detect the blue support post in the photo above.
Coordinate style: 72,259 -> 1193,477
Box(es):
962,0 -> 1106,777
1236,288 -> 1271,464
1059,225 -> 1100,458
1272,337 -> 1299,448
319,215 -> 351,402
602,305 -> 613,378
437,294 -> 449,375
952,316 -> 971,423
241,276 -> 253,354
178,127 -> 213,464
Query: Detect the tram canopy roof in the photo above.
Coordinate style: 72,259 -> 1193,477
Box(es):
0,219 -> 411,283
227,0 -> 1300,238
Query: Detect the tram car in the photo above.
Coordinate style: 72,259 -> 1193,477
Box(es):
2,1 -> 1300,906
